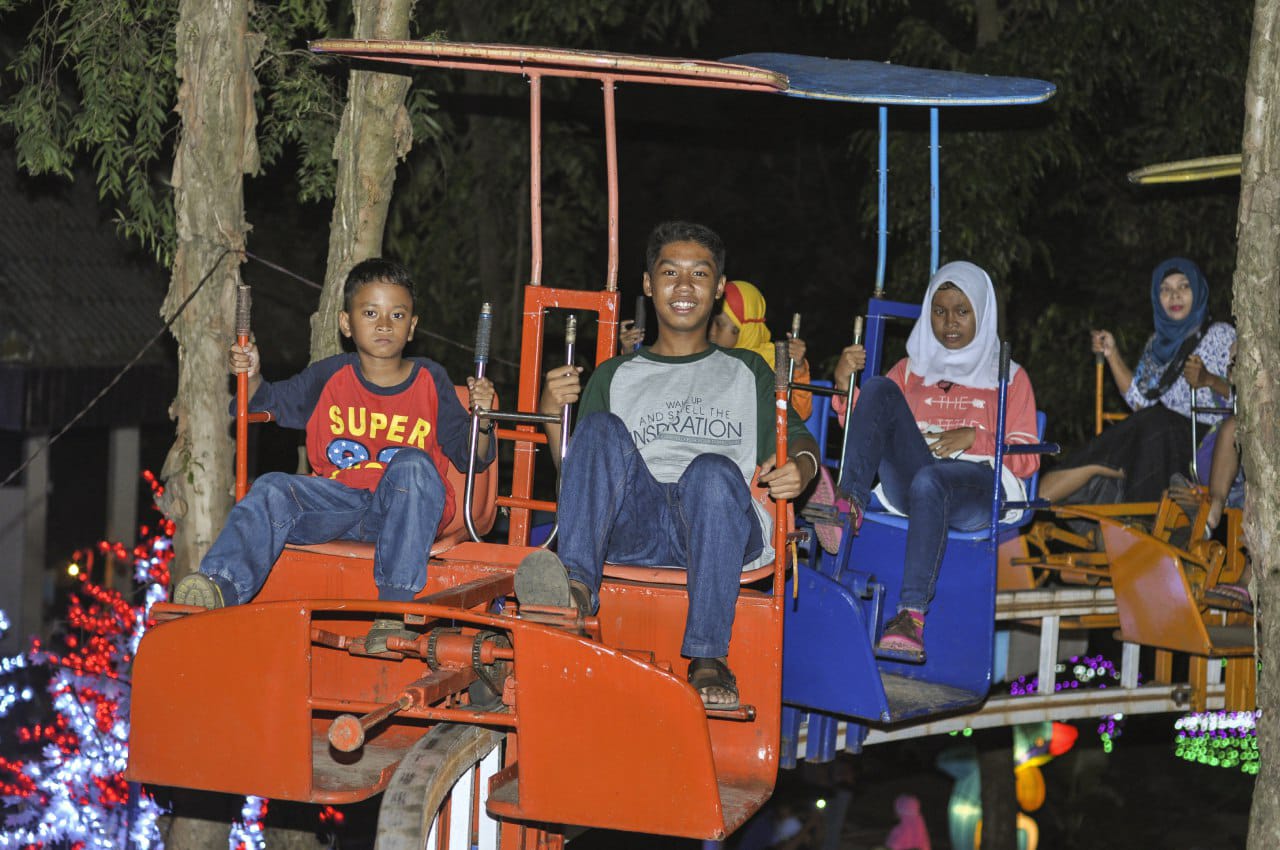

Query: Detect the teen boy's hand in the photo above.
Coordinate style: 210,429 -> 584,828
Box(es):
540,365 -> 584,467
228,341 -> 263,397
833,344 -> 866,388
758,457 -> 809,501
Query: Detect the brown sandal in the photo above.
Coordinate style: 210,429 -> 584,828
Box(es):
687,657 -> 740,710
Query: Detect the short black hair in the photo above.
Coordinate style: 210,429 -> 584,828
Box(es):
645,221 -> 725,277
343,258 -> 416,312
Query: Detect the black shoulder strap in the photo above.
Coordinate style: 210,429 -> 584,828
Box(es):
1143,316 -> 1213,400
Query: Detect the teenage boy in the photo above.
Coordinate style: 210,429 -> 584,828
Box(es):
517,221 -> 819,708
172,258 -> 495,652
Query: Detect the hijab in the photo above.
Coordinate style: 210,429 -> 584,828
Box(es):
721,280 -> 776,367
1135,257 -> 1210,399
905,261 -> 1003,389
1148,257 -> 1209,360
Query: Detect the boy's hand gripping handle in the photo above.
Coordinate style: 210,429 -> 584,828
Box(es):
539,316 -> 578,549
234,284 -> 251,502
835,316 -> 864,487
464,303 -> 494,542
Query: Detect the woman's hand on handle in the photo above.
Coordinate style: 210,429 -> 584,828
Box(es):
833,344 -> 867,388
1092,329 -> 1134,395
1090,330 -> 1116,359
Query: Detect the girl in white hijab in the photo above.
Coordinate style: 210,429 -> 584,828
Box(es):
829,261 -> 1040,663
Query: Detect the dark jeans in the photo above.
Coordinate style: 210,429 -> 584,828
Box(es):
838,377 -> 1000,614
200,447 -> 447,603
556,412 -> 764,658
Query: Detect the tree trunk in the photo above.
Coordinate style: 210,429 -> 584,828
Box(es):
161,0 -> 259,586
161,0 -> 259,845
309,0 -> 416,361
1239,2 -> 1280,847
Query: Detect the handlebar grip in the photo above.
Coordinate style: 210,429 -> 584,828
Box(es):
1000,341 -> 1012,382
633,294 -> 646,335
235,284 -> 252,339
474,302 -> 493,366
852,315 -> 864,346
774,341 -> 789,392
791,312 -> 802,340
565,313 -> 578,346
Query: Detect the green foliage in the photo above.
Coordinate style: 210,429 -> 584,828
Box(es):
252,1 -> 347,203
0,0 -> 366,262
0,0 -> 178,260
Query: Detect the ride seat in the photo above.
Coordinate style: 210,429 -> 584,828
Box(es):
601,475 -> 793,586
285,385 -> 499,558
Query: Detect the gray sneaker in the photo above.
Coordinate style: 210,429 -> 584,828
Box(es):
172,573 -> 226,609
514,550 -> 592,612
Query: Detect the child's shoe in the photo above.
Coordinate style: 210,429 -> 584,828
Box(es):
365,617 -> 415,654
172,573 -> 226,610
875,609 -> 925,663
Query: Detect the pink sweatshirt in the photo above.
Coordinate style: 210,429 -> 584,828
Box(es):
835,357 -> 1040,480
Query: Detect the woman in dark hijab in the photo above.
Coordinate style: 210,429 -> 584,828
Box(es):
1040,257 -> 1235,504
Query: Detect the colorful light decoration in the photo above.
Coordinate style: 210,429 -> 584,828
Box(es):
1006,654 -> 1128,749
231,796 -> 268,850
1,471 -> 350,848
1174,710 -> 1260,774
0,474 -> 173,849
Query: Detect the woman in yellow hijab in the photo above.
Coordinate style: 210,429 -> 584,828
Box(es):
708,280 -> 813,420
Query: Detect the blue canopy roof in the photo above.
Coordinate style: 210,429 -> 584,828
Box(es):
723,53 -> 1056,106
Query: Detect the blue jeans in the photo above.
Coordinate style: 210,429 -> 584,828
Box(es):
838,377 -> 1000,614
556,412 -> 764,658
200,447 -> 447,603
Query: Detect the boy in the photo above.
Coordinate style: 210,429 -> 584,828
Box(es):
518,221 -> 819,708
172,258 -> 495,652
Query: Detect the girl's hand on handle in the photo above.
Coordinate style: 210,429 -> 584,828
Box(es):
540,365 -> 583,414
833,344 -> 867,388
229,341 -> 260,377
786,335 -> 807,364
930,427 -> 975,457
1090,330 -> 1116,359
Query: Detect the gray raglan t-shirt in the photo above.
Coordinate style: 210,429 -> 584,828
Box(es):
578,345 -> 810,569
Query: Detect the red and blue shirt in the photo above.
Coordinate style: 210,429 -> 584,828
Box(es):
245,354 -> 490,531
